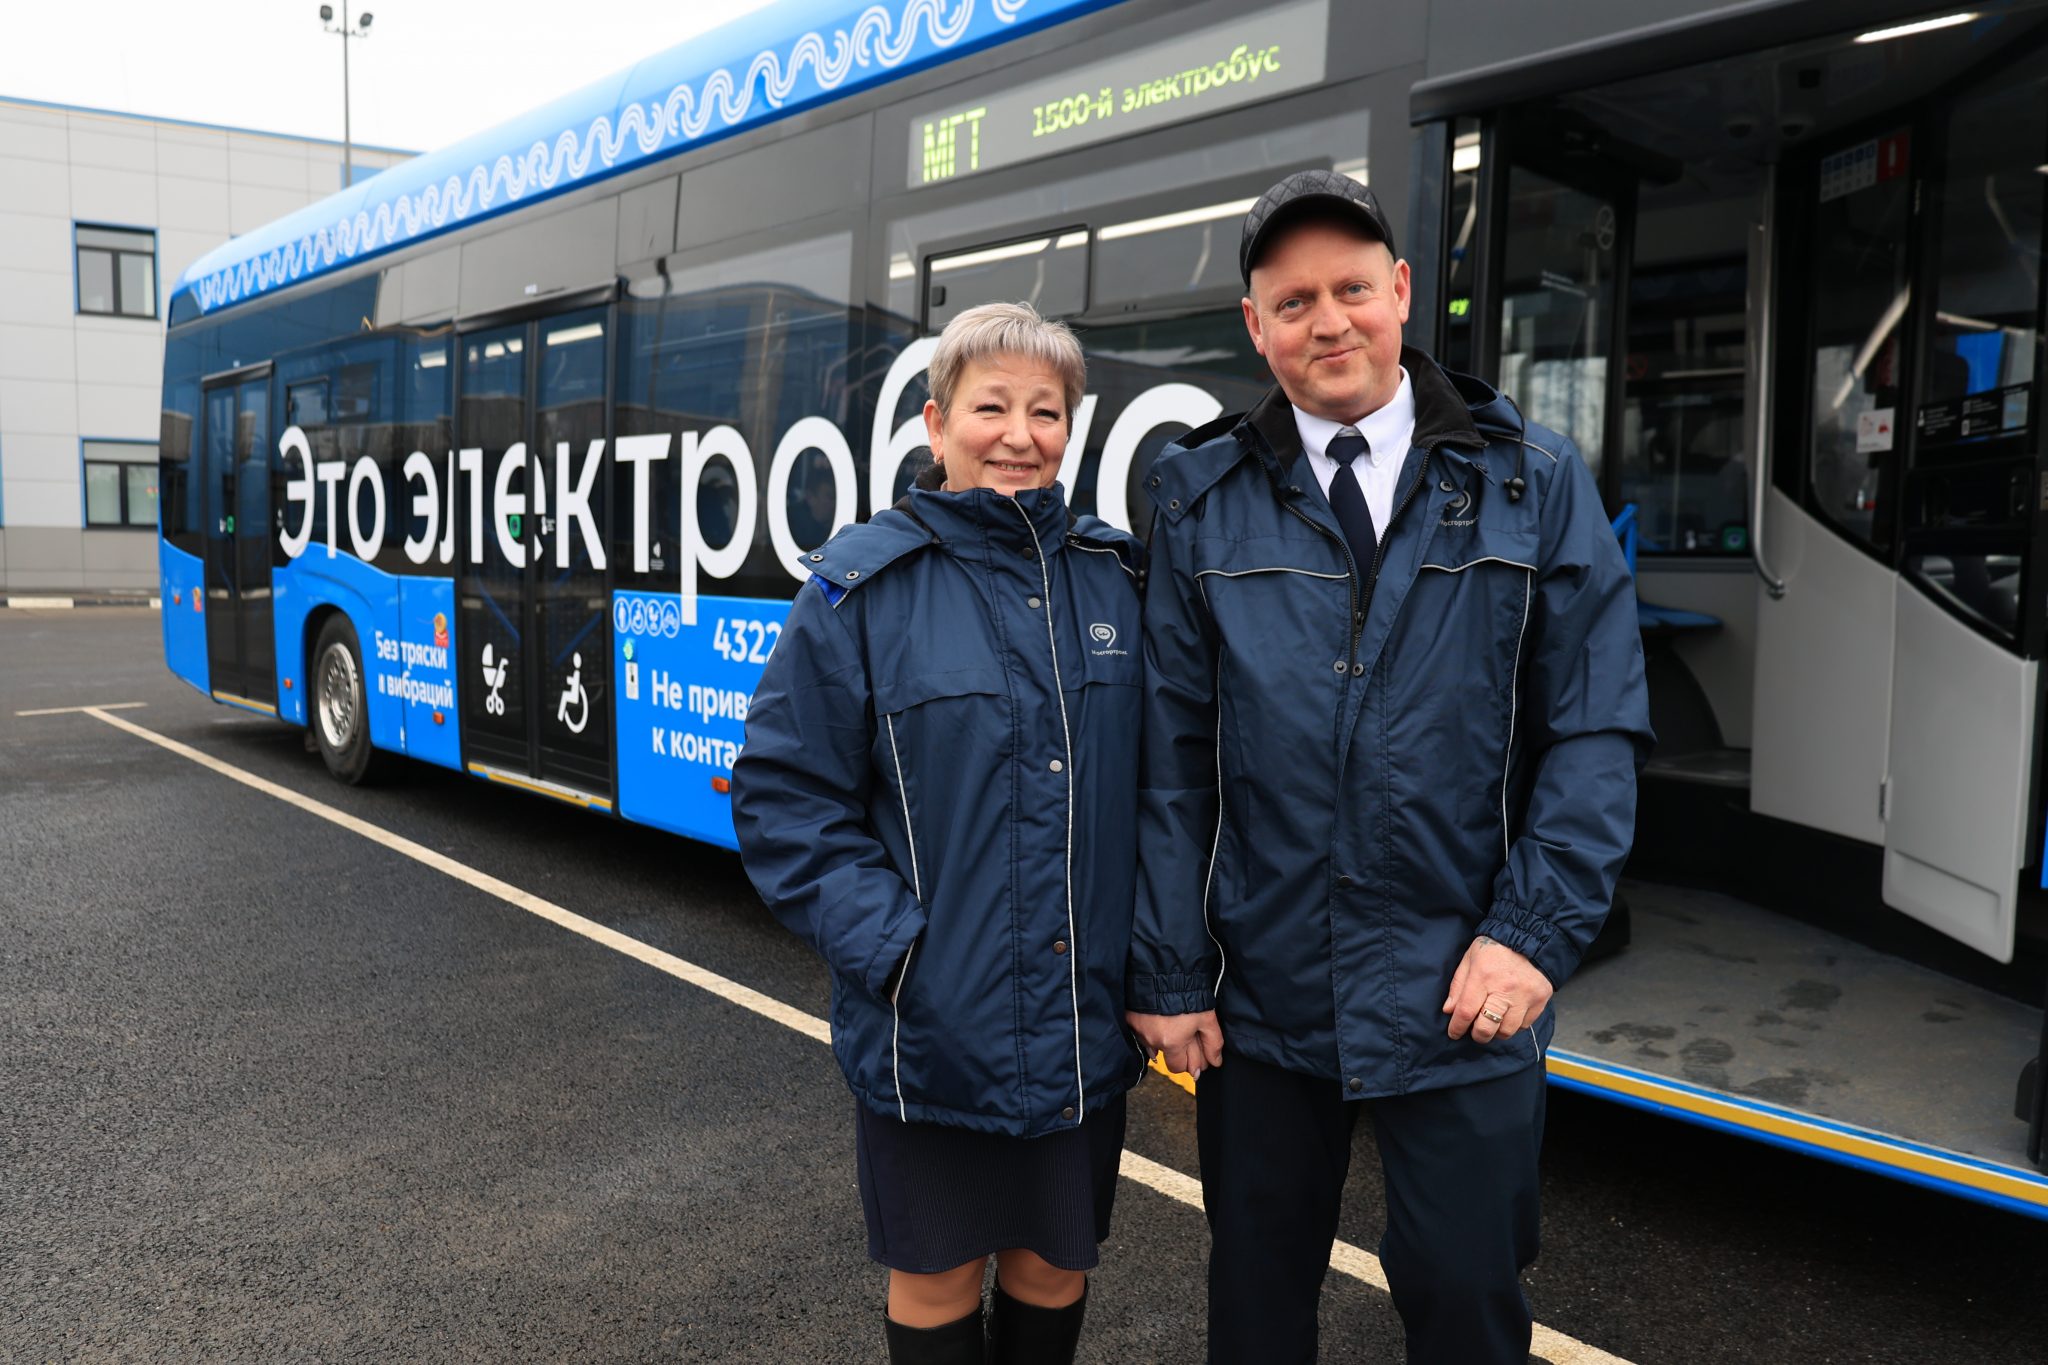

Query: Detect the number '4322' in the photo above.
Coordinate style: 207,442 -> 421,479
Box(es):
713,618 -> 780,664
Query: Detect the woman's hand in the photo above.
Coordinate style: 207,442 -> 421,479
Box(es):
1126,1009 -> 1226,1079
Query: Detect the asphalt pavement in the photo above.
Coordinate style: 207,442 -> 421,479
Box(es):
4,609 -> 2046,1363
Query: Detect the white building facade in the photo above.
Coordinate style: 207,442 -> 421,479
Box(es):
0,97 -> 410,592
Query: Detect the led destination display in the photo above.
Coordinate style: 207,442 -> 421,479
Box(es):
907,0 -> 1329,188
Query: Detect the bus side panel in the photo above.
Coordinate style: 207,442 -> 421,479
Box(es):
159,539 -> 210,697
397,576 -> 462,771
273,554 -> 403,752
613,590 -> 791,851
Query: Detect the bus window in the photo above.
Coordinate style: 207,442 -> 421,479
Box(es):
1498,167 -> 1619,478
1916,67 -> 2043,460
1440,119 -> 1481,375
277,332 -> 448,575
159,367 -> 200,555
614,231 -> 857,596
926,229 -> 1089,328
1898,61 -> 2046,642
1616,175 -> 1757,555
1092,197 -> 1254,311
1804,129 -> 1912,550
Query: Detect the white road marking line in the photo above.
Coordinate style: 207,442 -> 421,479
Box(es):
16,701 -> 149,717
6,596 -> 75,609
76,705 -> 1631,1365
78,706 -> 826,1045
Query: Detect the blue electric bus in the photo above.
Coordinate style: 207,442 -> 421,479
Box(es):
159,0 -> 2048,1215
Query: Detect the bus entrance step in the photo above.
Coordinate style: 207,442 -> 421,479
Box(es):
1642,748 -> 1749,789
1554,878 -> 2048,1214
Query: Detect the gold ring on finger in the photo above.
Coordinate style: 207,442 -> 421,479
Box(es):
1481,1009 -> 1504,1024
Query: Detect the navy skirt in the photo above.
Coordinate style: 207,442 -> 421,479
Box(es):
853,1095 -> 1128,1274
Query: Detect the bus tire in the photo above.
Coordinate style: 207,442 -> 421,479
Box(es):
311,614 -> 391,786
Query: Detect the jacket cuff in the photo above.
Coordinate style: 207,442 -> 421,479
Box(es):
862,903 -> 928,999
1125,970 -> 1215,1017
1476,902 -> 1570,987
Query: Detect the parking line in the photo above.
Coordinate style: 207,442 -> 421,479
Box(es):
74,705 -> 1630,1365
16,701 -> 149,717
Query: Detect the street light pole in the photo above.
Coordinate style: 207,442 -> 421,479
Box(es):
319,4 -> 374,188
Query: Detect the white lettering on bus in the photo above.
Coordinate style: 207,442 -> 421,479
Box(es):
272,363 -> 1221,604
681,425 -> 757,627
402,450 -> 438,565
459,447 -> 486,564
315,459 -> 346,559
347,455 -> 386,561
1095,383 -> 1221,530
493,442 -> 528,569
279,425 -> 314,558
868,337 -> 942,517
616,433 -> 671,573
555,438 -> 605,570
767,416 -> 857,582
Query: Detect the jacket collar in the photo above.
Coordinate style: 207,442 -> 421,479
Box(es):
1242,346 -> 1491,484
896,447 -> 1072,558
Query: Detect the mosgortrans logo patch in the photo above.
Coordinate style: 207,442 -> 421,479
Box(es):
1088,622 -> 1128,657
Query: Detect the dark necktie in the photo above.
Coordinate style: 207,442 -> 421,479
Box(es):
1325,428 -> 1377,575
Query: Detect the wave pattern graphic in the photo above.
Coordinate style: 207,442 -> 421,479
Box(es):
190,0 -> 1027,314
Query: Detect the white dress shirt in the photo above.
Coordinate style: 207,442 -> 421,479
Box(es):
1291,368 -> 1417,543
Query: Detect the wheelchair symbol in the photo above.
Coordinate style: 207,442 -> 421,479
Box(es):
557,652 -> 589,734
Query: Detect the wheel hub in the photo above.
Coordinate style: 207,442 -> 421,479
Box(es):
318,641 -> 359,751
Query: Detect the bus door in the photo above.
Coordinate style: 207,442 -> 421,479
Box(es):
1482,109 -> 1639,521
1746,126 -> 1911,853
455,306 -> 614,803
199,367 -> 276,711
1759,54 -> 2048,961
1878,61 -> 2046,961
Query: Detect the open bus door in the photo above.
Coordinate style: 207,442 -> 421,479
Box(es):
1760,56 -> 2048,961
198,365 -> 277,714
1423,5 -> 2048,1208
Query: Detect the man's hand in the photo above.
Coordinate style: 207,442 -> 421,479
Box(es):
1127,1009 -> 1226,1079
1442,936 -> 1553,1045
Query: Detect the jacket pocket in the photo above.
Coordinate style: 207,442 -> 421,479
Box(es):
1417,526 -> 1539,576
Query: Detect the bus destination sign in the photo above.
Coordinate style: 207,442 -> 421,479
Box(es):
907,0 -> 1328,189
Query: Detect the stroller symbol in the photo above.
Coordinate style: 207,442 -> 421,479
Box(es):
557,652 -> 589,734
481,643 -> 509,716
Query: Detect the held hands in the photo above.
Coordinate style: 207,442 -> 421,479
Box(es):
1443,935 -> 1554,1045
1126,1009 -> 1225,1079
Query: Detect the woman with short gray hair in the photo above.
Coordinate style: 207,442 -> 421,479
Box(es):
733,301 -> 1145,1365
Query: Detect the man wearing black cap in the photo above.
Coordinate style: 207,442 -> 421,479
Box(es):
1125,170 -> 1651,1363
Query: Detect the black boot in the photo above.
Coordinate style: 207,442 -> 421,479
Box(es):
987,1281 -> 1085,1365
884,1306 -> 986,1364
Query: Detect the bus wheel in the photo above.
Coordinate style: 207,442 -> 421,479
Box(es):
311,614 -> 389,785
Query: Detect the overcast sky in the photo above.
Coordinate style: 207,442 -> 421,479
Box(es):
3,0 -> 781,154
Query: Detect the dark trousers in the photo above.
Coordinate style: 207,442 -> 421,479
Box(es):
1197,1053 -> 1545,1365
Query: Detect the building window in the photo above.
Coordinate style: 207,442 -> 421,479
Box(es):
83,442 -> 160,528
76,225 -> 157,319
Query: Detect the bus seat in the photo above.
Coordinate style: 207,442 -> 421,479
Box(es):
1612,502 -> 1722,638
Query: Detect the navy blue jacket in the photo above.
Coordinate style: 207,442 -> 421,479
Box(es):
1128,350 -> 1653,1096
733,477 -> 1148,1137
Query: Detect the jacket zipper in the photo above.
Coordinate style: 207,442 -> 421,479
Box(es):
1362,455 -> 1433,632
1268,440 -> 1433,665
884,712 -> 922,1121
1278,497 -> 1363,658
1012,498 -> 1086,1125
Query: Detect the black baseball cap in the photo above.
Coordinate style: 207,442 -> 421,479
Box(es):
1239,169 -> 1397,284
